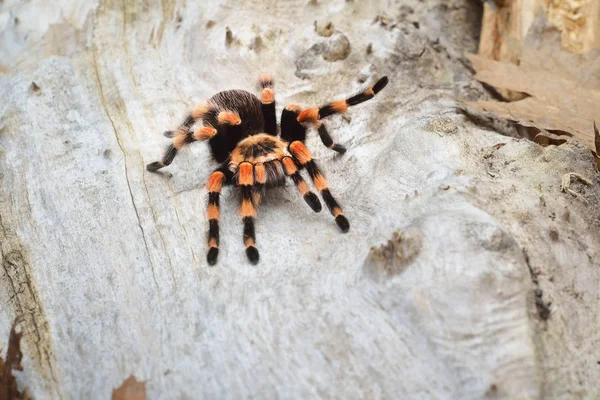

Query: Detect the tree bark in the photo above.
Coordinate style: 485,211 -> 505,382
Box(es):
0,1 -> 599,399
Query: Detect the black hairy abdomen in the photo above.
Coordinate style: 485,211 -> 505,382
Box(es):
206,90 -> 264,162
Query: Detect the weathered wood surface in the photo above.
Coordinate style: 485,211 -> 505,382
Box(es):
0,1 -> 599,399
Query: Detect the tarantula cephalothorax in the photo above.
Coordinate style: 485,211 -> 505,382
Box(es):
146,74 -> 389,265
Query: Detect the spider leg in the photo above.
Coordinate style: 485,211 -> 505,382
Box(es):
254,163 -> 266,205
297,76 -> 389,123
148,107 -> 241,173
288,141 -> 349,232
146,125 -> 218,172
281,156 -> 322,212
163,104 -> 215,137
217,110 -> 242,126
206,164 -> 230,265
258,74 -> 277,136
315,121 -> 346,154
238,162 -> 260,264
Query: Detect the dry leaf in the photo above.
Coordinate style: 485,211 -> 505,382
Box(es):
466,54 -> 599,151
519,21 -> 600,90
112,375 -> 146,400
469,54 -> 599,114
0,316 -> 25,400
473,0 -> 600,148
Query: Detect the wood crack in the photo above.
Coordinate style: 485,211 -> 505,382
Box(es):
140,156 -> 178,287
91,48 -> 160,290
0,215 -> 63,399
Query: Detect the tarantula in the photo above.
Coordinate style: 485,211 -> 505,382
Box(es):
146,74 -> 388,265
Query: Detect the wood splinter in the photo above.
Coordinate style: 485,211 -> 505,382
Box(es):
561,173 -> 592,203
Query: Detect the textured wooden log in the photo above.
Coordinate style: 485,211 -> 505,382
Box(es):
0,1 -> 599,399
478,0 -> 600,57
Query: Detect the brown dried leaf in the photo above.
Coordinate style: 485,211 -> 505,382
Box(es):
112,375 -> 146,400
466,54 -> 600,151
0,316 -> 25,400
469,54 -> 599,116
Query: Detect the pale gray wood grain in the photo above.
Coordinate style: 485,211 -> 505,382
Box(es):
0,1 -> 599,399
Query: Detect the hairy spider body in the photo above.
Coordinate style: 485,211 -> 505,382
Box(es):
206,90 -> 265,162
147,74 -> 388,265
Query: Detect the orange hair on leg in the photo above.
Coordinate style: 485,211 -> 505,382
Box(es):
207,171 -> 225,192
193,125 -> 217,141
297,180 -> 310,195
217,111 -> 242,125
173,133 -> 189,149
289,141 -> 312,165
312,172 -> 329,191
240,199 -> 257,217
258,74 -> 273,87
238,162 -> 254,186
282,156 -> 321,212
330,100 -> 348,113
206,169 -> 227,265
255,163 -> 266,183
192,104 -> 211,119
207,204 -> 220,220
261,88 -> 274,104
297,108 -> 319,123
282,157 -> 298,175
286,104 -> 303,113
